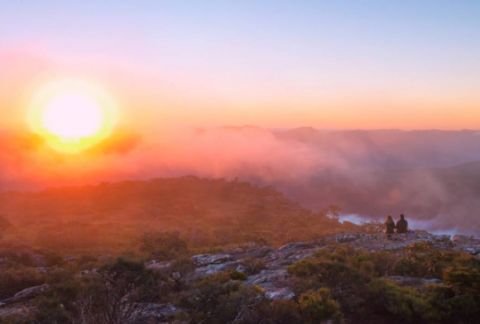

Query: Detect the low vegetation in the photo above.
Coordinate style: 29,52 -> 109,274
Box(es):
0,177 -> 349,254
287,243 -> 480,323
0,178 -> 479,323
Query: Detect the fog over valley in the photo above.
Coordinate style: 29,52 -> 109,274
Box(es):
2,127 -> 480,235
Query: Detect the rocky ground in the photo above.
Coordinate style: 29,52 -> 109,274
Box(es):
1,230 -> 479,323
183,230 -> 480,301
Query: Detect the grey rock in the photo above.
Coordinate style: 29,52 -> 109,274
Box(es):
0,304 -> 34,320
235,264 -> 248,274
247,269 -> 289,286
385,276 -> 441,287
462,247 -> 480,255
265,287 -> 295,300
1,284 -> 50,304
195,261 -> 239,276
192,253 -> 232,266
246,269 -> 295,300
79,268 -> 98,277
450,234 -> 480,255
146,260 -> 172,271
235,246 -> 273,259
336,233 -> 361,243
35,267 -> 49,274
63,256 -> 77,262
130,303 -> 180,323
451,234 -> 474,243
278,242 -> 314,252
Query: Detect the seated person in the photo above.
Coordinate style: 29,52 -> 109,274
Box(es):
396,214 -> 408,233
385,215 -> 395,235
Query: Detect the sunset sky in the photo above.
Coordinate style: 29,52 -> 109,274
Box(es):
1,0 -> 479,131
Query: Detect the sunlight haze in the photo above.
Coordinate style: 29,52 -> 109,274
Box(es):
2,2 -> 480,322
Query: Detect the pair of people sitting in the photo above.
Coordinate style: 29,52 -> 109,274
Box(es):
385,214 -> 408,234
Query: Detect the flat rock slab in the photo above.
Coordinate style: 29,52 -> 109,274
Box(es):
0,304 -> 35,321
1,284 -> 50,305
130,303 -> 180,323
385,276 -> 442,287
192,253 -> 233,266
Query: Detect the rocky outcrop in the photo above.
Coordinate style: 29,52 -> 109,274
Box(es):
451,234 -> 480,255
323,230 -> 476,252
2,229 -> 478,322
181,230 -> 480,301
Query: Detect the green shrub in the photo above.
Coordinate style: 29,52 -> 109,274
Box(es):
444,266 -> 480,293
299,288 -> 342,323
261,300 -> 303,324
369,279 -> 434,322
393,242 -> 476,278
42,251 -> 65,267
313,246 -> 396,278
69,258 -> 162,323
229,270 -> 247,281
0,267 -> 45,299
424,284 -> 456,322
167,257 -> 196,283
242,258 -> 266,275
288,259 -> 319,277
33,296 -> 72,324
440,266 -> 480,321
180,271 -> 261,323
140,231 -> 188,260
393,257 -> 427,277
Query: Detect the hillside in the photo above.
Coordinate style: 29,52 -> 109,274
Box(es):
0,176 -> 346,253
1,176 -> 479,323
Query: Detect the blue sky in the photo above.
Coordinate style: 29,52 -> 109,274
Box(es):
1,1 -> 479,128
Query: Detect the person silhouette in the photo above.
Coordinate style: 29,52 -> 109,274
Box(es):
385,215 -> 395,238
396,214 -> 408,234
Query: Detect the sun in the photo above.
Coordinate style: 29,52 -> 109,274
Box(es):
42,92 -> 104,140
29,80 -> 117,153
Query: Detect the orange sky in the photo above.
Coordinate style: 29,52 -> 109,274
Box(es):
1,47 -> 479,133
1,1 -> 480,135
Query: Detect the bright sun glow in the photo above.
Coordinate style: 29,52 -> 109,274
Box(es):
42,92 -> 104,139
29,80 -> 117,153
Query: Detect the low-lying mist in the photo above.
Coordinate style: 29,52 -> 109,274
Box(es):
2,126 -> 480,235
